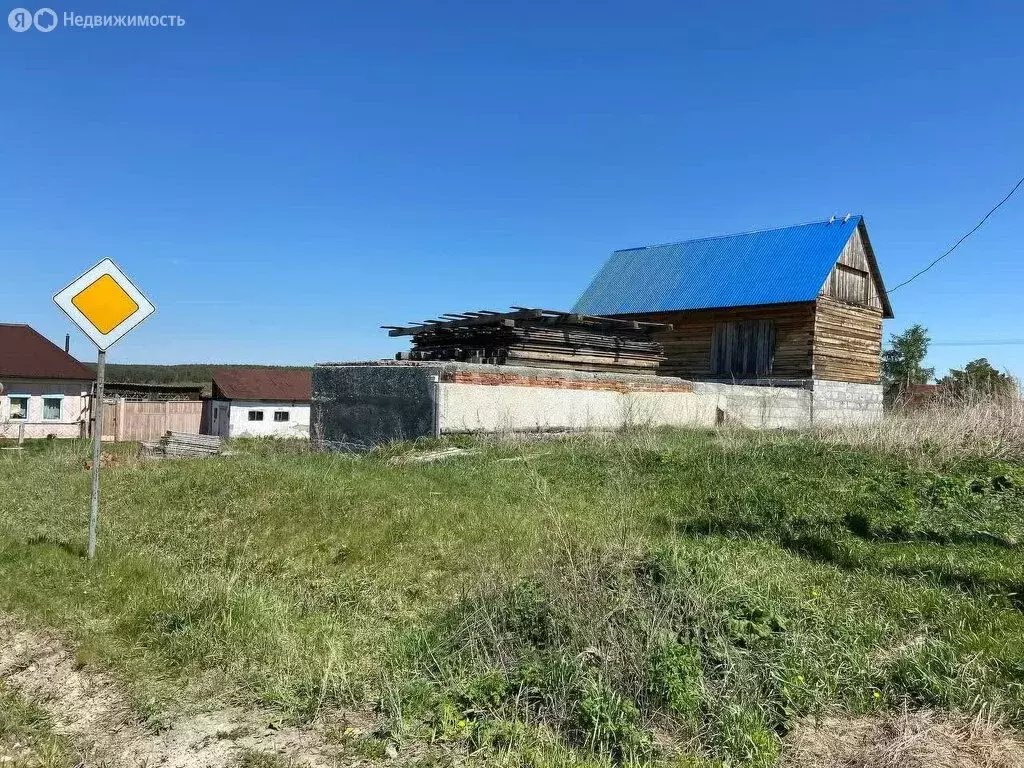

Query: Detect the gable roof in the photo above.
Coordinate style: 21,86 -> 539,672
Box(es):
573,216 -> 893,318
211,368 -> 311,402
0,324 -> 94,381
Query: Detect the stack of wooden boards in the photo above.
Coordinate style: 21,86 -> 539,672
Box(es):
142,431 -> 223,459
384,308 -> 670,375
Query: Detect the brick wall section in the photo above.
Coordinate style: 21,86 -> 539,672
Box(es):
445,370 -> 693,394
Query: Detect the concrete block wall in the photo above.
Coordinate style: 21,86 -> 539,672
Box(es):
311,362 -> 869,450
811,380 -> 884,425
312,362 -> 886,450
694,381 -> 813,429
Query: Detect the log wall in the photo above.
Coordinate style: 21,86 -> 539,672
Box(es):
624,303 -> 816,380
812,295 -> 883,384
621,297 -> 882,384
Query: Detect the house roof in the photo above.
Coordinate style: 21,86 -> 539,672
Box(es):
0,324 -> 94,381
211,368 -> 311,402
573,216 -> 894,318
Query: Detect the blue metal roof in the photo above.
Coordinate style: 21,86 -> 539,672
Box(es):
573,216 -> 865,315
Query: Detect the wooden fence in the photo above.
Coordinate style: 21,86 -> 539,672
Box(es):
100,398 -> 204,442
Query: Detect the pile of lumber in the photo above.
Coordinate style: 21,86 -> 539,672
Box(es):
384,308 -> 670,375
142,431 -> 223,459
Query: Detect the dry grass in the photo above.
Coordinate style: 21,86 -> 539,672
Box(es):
784,705 -> 1024,768
813,395 -> 1024,464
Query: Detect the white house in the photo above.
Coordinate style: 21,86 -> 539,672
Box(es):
0,324 -> 94,439
207,368 -> 311,439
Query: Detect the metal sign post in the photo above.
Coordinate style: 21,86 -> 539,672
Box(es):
54,259 -> 155,560
88,350 -> 106,559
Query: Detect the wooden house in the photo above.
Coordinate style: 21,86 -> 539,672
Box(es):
573,216 -> 893,386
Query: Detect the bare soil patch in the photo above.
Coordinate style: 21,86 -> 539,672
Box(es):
783,707 -> 1024,768
0,619 -> 369,768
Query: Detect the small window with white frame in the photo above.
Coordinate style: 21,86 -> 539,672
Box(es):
8,396 -> 29,420
274,411 -> 289,422
248,410 -> 264,421
42,396 -> 62,421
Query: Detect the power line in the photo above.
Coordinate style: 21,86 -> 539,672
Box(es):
931,339 -> 1024,347
888,172 -> 1024,293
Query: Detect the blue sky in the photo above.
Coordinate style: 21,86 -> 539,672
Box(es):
2,1 -> 1023,377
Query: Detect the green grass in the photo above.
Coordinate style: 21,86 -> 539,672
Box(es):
1,430 -> 1023,766
0,686 -> 75,768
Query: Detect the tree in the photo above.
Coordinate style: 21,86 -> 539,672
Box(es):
936,358 -> 1018,400
881,324 -> 934,399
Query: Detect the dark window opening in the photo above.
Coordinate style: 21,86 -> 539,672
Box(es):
274,411 -> 289,422
711,319 -> 776,378
248,410 -> 264,421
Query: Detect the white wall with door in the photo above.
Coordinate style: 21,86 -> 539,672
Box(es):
209,399 -> 309,438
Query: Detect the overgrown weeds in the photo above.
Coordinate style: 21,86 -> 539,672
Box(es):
401,534 -> 1024,766
2,428 -> 1024,766
813,395 -> 1024,466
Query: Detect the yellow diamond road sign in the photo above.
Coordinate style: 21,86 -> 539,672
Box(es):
54,259 -> 155,350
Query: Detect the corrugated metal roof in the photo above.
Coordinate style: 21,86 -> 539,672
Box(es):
573,216 -> 865,315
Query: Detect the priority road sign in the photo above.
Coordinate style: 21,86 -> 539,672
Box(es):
53,258 -> 155,560
53,259 -> 155,351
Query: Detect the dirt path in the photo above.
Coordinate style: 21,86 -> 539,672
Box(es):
0,619 -> 367,768
8,617 -> 1021,768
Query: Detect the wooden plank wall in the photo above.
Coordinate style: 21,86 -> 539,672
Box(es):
821,225 -> 883,310
101,398 -> 204,442
710,319 -> 776,377
812,295 -> 882,383
624,303 -> 816,379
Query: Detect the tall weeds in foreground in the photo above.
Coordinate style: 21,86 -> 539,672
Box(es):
813,394 -> 1024,465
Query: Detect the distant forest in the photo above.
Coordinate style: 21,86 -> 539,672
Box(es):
85,363 -> 311,387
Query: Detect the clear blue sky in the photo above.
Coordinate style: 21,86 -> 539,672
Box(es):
3,1 -> 1023,378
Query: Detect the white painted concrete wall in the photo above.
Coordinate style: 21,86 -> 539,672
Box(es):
438,380 -> 881,434
438,383 -> 715,433
222,400 -> 310,438
0,379 -> 90,439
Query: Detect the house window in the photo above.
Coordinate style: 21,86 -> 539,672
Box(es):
42,396 -> 62,421
274,411 -> 289,422
248,410 -> 264,421
8,396 -> 29,420
711,319 -> 777,378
